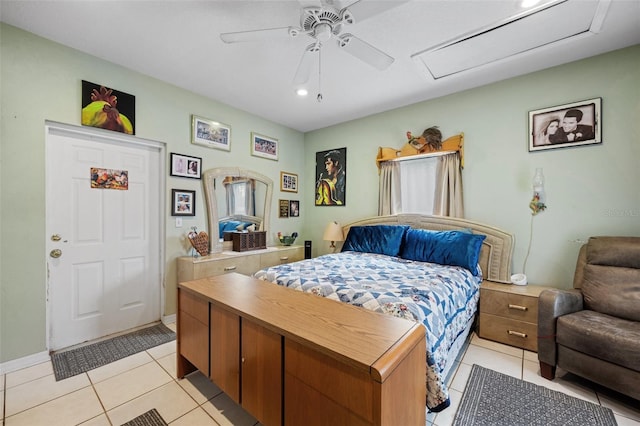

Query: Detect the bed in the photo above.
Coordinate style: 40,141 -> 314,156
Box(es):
254,214 -> 513,412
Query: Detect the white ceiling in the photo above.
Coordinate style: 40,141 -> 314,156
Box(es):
1,0 -> 639,132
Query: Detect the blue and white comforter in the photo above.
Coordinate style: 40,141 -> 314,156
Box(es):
253,251 -> 482,411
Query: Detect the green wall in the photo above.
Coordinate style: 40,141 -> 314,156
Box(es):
1,21 -> 638,366
0,23 -> 305,364
304,44 -> 640,287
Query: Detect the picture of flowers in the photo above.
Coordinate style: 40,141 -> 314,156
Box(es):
90,168 -> 128,190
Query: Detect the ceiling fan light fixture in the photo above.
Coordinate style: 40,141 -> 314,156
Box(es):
296,88 -> 308,96
314,23 -> 332,42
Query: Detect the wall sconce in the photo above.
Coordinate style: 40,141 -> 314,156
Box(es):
323,221 -> 344,250
521,167 -> 548,282
529,168 -> 547,215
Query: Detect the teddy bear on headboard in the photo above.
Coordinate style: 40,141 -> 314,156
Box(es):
375,126 -> 465,171
400,126 -> 442,156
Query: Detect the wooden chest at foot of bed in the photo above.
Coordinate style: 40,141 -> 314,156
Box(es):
177,273 -> 426,426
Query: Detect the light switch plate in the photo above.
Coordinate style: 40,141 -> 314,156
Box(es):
175,217 -> 182,227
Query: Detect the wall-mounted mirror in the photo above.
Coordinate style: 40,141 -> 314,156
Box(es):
202,167 -> 273,253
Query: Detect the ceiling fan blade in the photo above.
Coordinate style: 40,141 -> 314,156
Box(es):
297,0 -> 322,8
220,27 -> 297,43
293,43 -> 320,84
337,33 -> 394,70
343,0 -> 410,23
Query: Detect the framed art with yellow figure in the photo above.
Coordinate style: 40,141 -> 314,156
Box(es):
315,148 -> 346,206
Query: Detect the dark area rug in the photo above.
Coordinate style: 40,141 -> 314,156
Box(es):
121,408 -> 168,426
51,323 -> 175,381
453,364 -> 617,426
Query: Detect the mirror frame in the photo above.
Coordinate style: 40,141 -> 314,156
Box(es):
202,167 -> 273,253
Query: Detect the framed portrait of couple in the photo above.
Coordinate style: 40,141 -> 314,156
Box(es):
528,98 -> 601,152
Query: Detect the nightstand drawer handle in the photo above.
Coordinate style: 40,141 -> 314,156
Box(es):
508,330 -> 527,338
508,304 -> 528,311
280,256 -> 289,261
224,265 -> 237,271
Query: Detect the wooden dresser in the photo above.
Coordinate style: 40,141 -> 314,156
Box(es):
177,273 -> 426,426
479,281 -> 550,352
177,245 -> 303,282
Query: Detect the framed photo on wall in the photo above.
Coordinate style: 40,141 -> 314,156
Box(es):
251,132 -> 278,161
529,98 -> 601,152
289,200 -> 300,217
315,147 -> 346,206
171,189 -> 196,216
279,199 -> 289,218
192,115 -> 231,151
280,171 -> 298,193
170,153 -> 202,179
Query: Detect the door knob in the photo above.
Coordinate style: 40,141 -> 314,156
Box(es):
50,249 -> 62,258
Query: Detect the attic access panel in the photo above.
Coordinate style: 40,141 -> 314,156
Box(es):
411,0 -> 610,79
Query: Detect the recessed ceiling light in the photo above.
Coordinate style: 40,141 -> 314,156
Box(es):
521,0 -> 541,7
296,88 -> 308,96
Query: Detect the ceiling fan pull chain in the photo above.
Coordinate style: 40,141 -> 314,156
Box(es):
317,45 -> 323,103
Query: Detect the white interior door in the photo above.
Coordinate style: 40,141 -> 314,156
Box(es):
46,123 -> 163,351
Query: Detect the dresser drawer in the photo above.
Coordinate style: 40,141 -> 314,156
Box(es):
479,313 -> 538,352
192,255 -> 260,277
260,247 -> 304,269
480,288 -> 538,323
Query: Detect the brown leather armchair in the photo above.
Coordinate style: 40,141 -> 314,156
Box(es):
537,236 -> 640,401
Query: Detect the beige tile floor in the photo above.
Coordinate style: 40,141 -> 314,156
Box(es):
2,324 -> 639,426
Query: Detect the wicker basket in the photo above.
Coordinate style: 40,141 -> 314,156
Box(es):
232,231 -> 267,252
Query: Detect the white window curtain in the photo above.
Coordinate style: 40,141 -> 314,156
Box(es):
378,152 -> 464,217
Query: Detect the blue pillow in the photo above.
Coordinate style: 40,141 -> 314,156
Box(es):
399,229 -> 486,276
342,225 -> 410,257
218,220 -> 252,235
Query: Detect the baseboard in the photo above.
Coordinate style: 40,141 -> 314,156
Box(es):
1,317 -> 175,375
0,350 -> 50,375
162,314 -> 176,325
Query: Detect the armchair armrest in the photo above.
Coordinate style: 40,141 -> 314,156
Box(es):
537,289 -> 583,370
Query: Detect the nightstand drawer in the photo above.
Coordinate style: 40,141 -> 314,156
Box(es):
480,288 -> 538,323
479,313 -> 538,352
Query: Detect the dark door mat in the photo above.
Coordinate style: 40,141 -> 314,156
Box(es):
120,408 -> 168,426
51,323 -> 175,381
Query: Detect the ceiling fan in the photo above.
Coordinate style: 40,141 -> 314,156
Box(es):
220,0 -> 409,89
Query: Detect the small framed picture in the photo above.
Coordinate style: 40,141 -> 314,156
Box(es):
279,199 -> 289,218
171,189 -> 196,216
289,200 -> 300,217
529,98 -> 602,152
280,171 -> 298,193
251,132 -> 279,161
170,153 -> 202,179
192,115 -> 231,151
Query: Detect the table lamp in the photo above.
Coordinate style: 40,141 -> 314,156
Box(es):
323,221 -> 344,250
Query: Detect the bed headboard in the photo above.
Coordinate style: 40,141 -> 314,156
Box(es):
342,214 -> 514,283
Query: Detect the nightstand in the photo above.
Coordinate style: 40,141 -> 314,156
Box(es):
479,281 -> 550,352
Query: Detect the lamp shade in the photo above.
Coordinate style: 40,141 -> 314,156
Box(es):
323,221 -> 344,242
